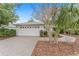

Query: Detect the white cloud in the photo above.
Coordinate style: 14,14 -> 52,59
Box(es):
15,19 -> 27,23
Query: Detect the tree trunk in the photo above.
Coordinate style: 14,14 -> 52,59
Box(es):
54,33 -> 59,43
45,25 -> 59,44
47,27 -> 59,44
47,28 -> 54,43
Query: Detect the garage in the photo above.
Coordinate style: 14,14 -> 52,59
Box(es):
16,28 -> 40,36
15,21 -> 44,36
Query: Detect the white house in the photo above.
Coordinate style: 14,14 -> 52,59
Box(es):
14,21 -> 44,36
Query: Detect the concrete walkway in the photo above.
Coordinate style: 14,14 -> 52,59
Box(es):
0,36 -> 38,56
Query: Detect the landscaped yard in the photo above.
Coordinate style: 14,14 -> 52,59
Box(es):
32,35 -> 79,56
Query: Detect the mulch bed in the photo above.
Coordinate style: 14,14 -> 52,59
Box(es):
32,37 -> 79,56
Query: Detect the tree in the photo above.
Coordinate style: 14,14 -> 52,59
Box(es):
55,4 -> 79,35
0,3 -> 19,27
32,4 -> 59,42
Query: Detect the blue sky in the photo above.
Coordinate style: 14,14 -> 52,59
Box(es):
15,3 -> 33,23
15,3 -> 63,23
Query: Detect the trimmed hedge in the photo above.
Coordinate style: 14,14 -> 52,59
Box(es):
0,27 -> 16,37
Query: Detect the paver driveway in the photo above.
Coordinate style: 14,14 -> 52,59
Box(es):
0,36 -> 38,56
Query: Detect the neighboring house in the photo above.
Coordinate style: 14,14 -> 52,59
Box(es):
14,21 -> 44,36
0,23 -> 16,29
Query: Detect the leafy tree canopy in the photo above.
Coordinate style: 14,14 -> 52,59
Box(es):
55,4 -> 79,32
0,3 -> 19,26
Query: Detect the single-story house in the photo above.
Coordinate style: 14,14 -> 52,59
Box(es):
14,21 -> 45,36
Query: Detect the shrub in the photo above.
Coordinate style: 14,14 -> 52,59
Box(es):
0,27 -> 6,36
59,28 -> 79,35
60,29 -> 64,34
9,29 -> 16,36
40,30 -> 44,37
75,29 -> 79,35
0,28 -> 16,37
43,31 -> 48,37
40,30 -> 48,37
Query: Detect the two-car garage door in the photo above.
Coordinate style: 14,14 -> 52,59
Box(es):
16,28 -> 40,36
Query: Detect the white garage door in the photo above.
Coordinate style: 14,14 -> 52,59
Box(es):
16,28 -> 40,36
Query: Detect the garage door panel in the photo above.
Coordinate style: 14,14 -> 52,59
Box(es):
16,29 -> 40,36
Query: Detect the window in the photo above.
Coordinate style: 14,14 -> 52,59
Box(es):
30,27 -> 31,28
23,27 -> 24,28
38,26 -> 39,28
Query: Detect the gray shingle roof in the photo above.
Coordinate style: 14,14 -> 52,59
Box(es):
14,21 -> 44,25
